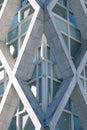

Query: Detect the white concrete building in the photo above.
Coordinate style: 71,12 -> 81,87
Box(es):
0,0 -> 87,130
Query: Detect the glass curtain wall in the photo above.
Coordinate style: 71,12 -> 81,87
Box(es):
0,0 -> 86,130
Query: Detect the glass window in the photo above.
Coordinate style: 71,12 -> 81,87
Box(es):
53,65 -> 58,79
55,111 -> 71,130
70,26 -> 81,40
58,0 -> 67,6
65,99 -> 71,111
11,14 -> 18,27
0,83 -> 4,95
74,116 -> 83,130
9,117 -> 16,130
54,17 -> 68,33
21,20 -> 31,34
52,4 -> 67,19
72,103 -> 78,115
69,12 -> 78,26
8,40 -> 18,58
20,113 -> 35,130
70,39 -> 81,57
21,6 -> 34,20
21,0 -> 29,7
8,27 -> 18,41
50,52 -> 56,64
47,63 -> 51,76
19,100 -> 24,111
31,66 -> 36,79
0,0 -> 3,4
21,35 -> 25,45
62,34 -> 68,48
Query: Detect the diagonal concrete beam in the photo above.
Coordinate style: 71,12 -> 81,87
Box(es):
14,5 -> 43,80
0,0 -> 20,41
46,76 -> 76,127
0,43 -> 15,77
71,79 -> 87,130
0,81 -> 19,130
68,0 -> 87,40
74,40 -> 87,76
13,76 -> 43,129
0,1 -> 44,129
44,7 -> 76,79
70,0 -> 87,126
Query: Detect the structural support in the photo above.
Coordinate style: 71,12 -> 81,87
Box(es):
0,0 -> 87,130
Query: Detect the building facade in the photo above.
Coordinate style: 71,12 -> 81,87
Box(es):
0,0 -> 87,130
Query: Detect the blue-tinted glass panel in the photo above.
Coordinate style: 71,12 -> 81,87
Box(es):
9,118 -> 16,130
53,65 -> 58,79
0,0 -> 3,4
65,99 -> 71,110
47,63 -> 51,76
70,26 -> 81,40
21,0 -> 29,7
72,103 -> 77,115
0,83 -> 4,95
55,112 -> 71,130
11,14 -> 18,27
62,34 -> 68,48
38,63 -> 42,76
8,27 -> 18,41
70,39 -> 81,57
20,114 -> 35,130
54,17 -> 68,33
21,20 -> 31,34
69,12 -> 78,26
19,100 -> 24,111
74,116 -> 83,130
58,0 -> 67,6
52,4 -> 67,19
21,6 -> 34,20
31,66 -> 36,79
50,52 -> 56,64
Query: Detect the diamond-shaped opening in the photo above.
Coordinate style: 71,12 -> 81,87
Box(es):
52,0 -> 82,58
55,99 -> 84,130
9,111 -> 35,130
6,0 -> 34,51
26,34 -> 63,110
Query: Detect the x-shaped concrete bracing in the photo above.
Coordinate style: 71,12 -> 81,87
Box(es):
0,0 -> 87,130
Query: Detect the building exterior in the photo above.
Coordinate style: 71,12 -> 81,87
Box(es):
0,0 -> 87,130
